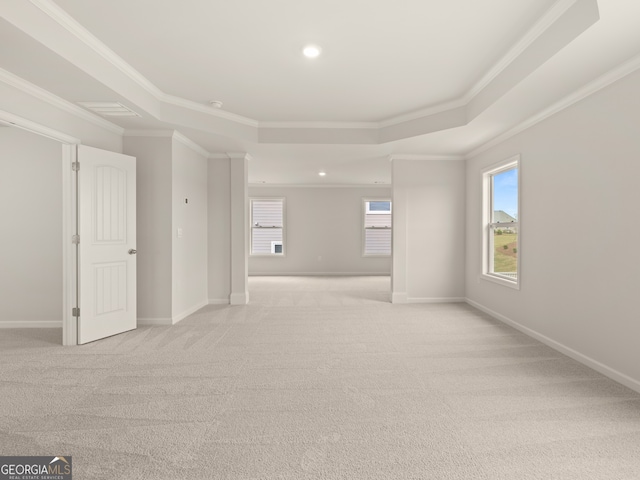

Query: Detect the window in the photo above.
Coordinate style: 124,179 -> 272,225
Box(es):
251,198 -> 284,255
483,156 -> 519,287
363,199 -> 392,256
366,201 -> 392,215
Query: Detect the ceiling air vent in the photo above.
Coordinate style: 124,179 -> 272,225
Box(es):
78,102 -> 141,117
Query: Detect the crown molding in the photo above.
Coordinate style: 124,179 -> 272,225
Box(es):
0,108 -> 81,143
9,0 -> 600,150
260,121 -> 379,129
207,152 -> 253,161
464,0 -> 580,101
124,129 -> 211,157
24,0 -> 592,139
123,129 -> 174,138
173,131 -> 210,158
0,67 -> 124,135
227,152 -> 253,161
379,98 -> 467,128
29,0 -> 258,128
254,0 -> 592,132
161,94 -> 258,127
389,154 -> 465,162
466,51 -> 640,159
29,0 -> 162,98
31,0 -> 162,98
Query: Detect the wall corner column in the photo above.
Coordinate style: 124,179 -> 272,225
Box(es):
391,157 -> 408,304
230,153 -> 250,305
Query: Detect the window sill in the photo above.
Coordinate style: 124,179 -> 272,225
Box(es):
480,273 -> 520,290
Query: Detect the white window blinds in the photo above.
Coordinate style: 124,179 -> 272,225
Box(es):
251,199 -> 284,255
364,200 -> 391,255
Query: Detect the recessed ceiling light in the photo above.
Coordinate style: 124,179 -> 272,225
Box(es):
303,45 -> 321,58
318,171 -> 327,177
209,100 -> 223,109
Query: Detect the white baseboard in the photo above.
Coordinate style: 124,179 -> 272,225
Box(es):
0,320 -> 62,328
172,300 -> 208,325
466,298 -> 640,396
230,291 -> 249,305
391,293 -> 464,304
391,292 -> 408,303
137,317 -> 172,326
407,296 -> 466,304
249,272 -> 391,276
209,299 -> 229,305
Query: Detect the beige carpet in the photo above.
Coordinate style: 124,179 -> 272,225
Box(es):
1,275 -> 640,479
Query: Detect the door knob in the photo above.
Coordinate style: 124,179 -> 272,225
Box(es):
128,249 -> 137,255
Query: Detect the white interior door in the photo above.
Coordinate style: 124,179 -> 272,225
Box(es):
77,145 -> 136,344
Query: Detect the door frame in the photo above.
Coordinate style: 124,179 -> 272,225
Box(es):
0,109 -> 80,345
62,143 -> 78,345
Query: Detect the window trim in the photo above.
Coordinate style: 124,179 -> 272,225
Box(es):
481,155 -> 520,289
250,197 -> 286,257
362,197 -> 392,257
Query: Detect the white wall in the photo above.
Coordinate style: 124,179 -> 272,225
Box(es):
124,134 -> 209,323
172,140 -> 208,320
392,159 -> 466,302
123,136 -> 173,321
208,158 -> 232,303
0,127 -> 62,326
466,69 -> 640,390
248,186 -> 392,275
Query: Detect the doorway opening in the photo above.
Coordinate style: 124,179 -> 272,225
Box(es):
0,120 -> 71,344
0,111 -> 138,346
246,188 -> 393,303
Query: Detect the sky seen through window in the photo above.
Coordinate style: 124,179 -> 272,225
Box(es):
493,168 -> 518,219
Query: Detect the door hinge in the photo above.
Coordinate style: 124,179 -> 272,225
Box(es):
72,161 -> 80,171
72,234 -> 80,244
72,307 -> 80,317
